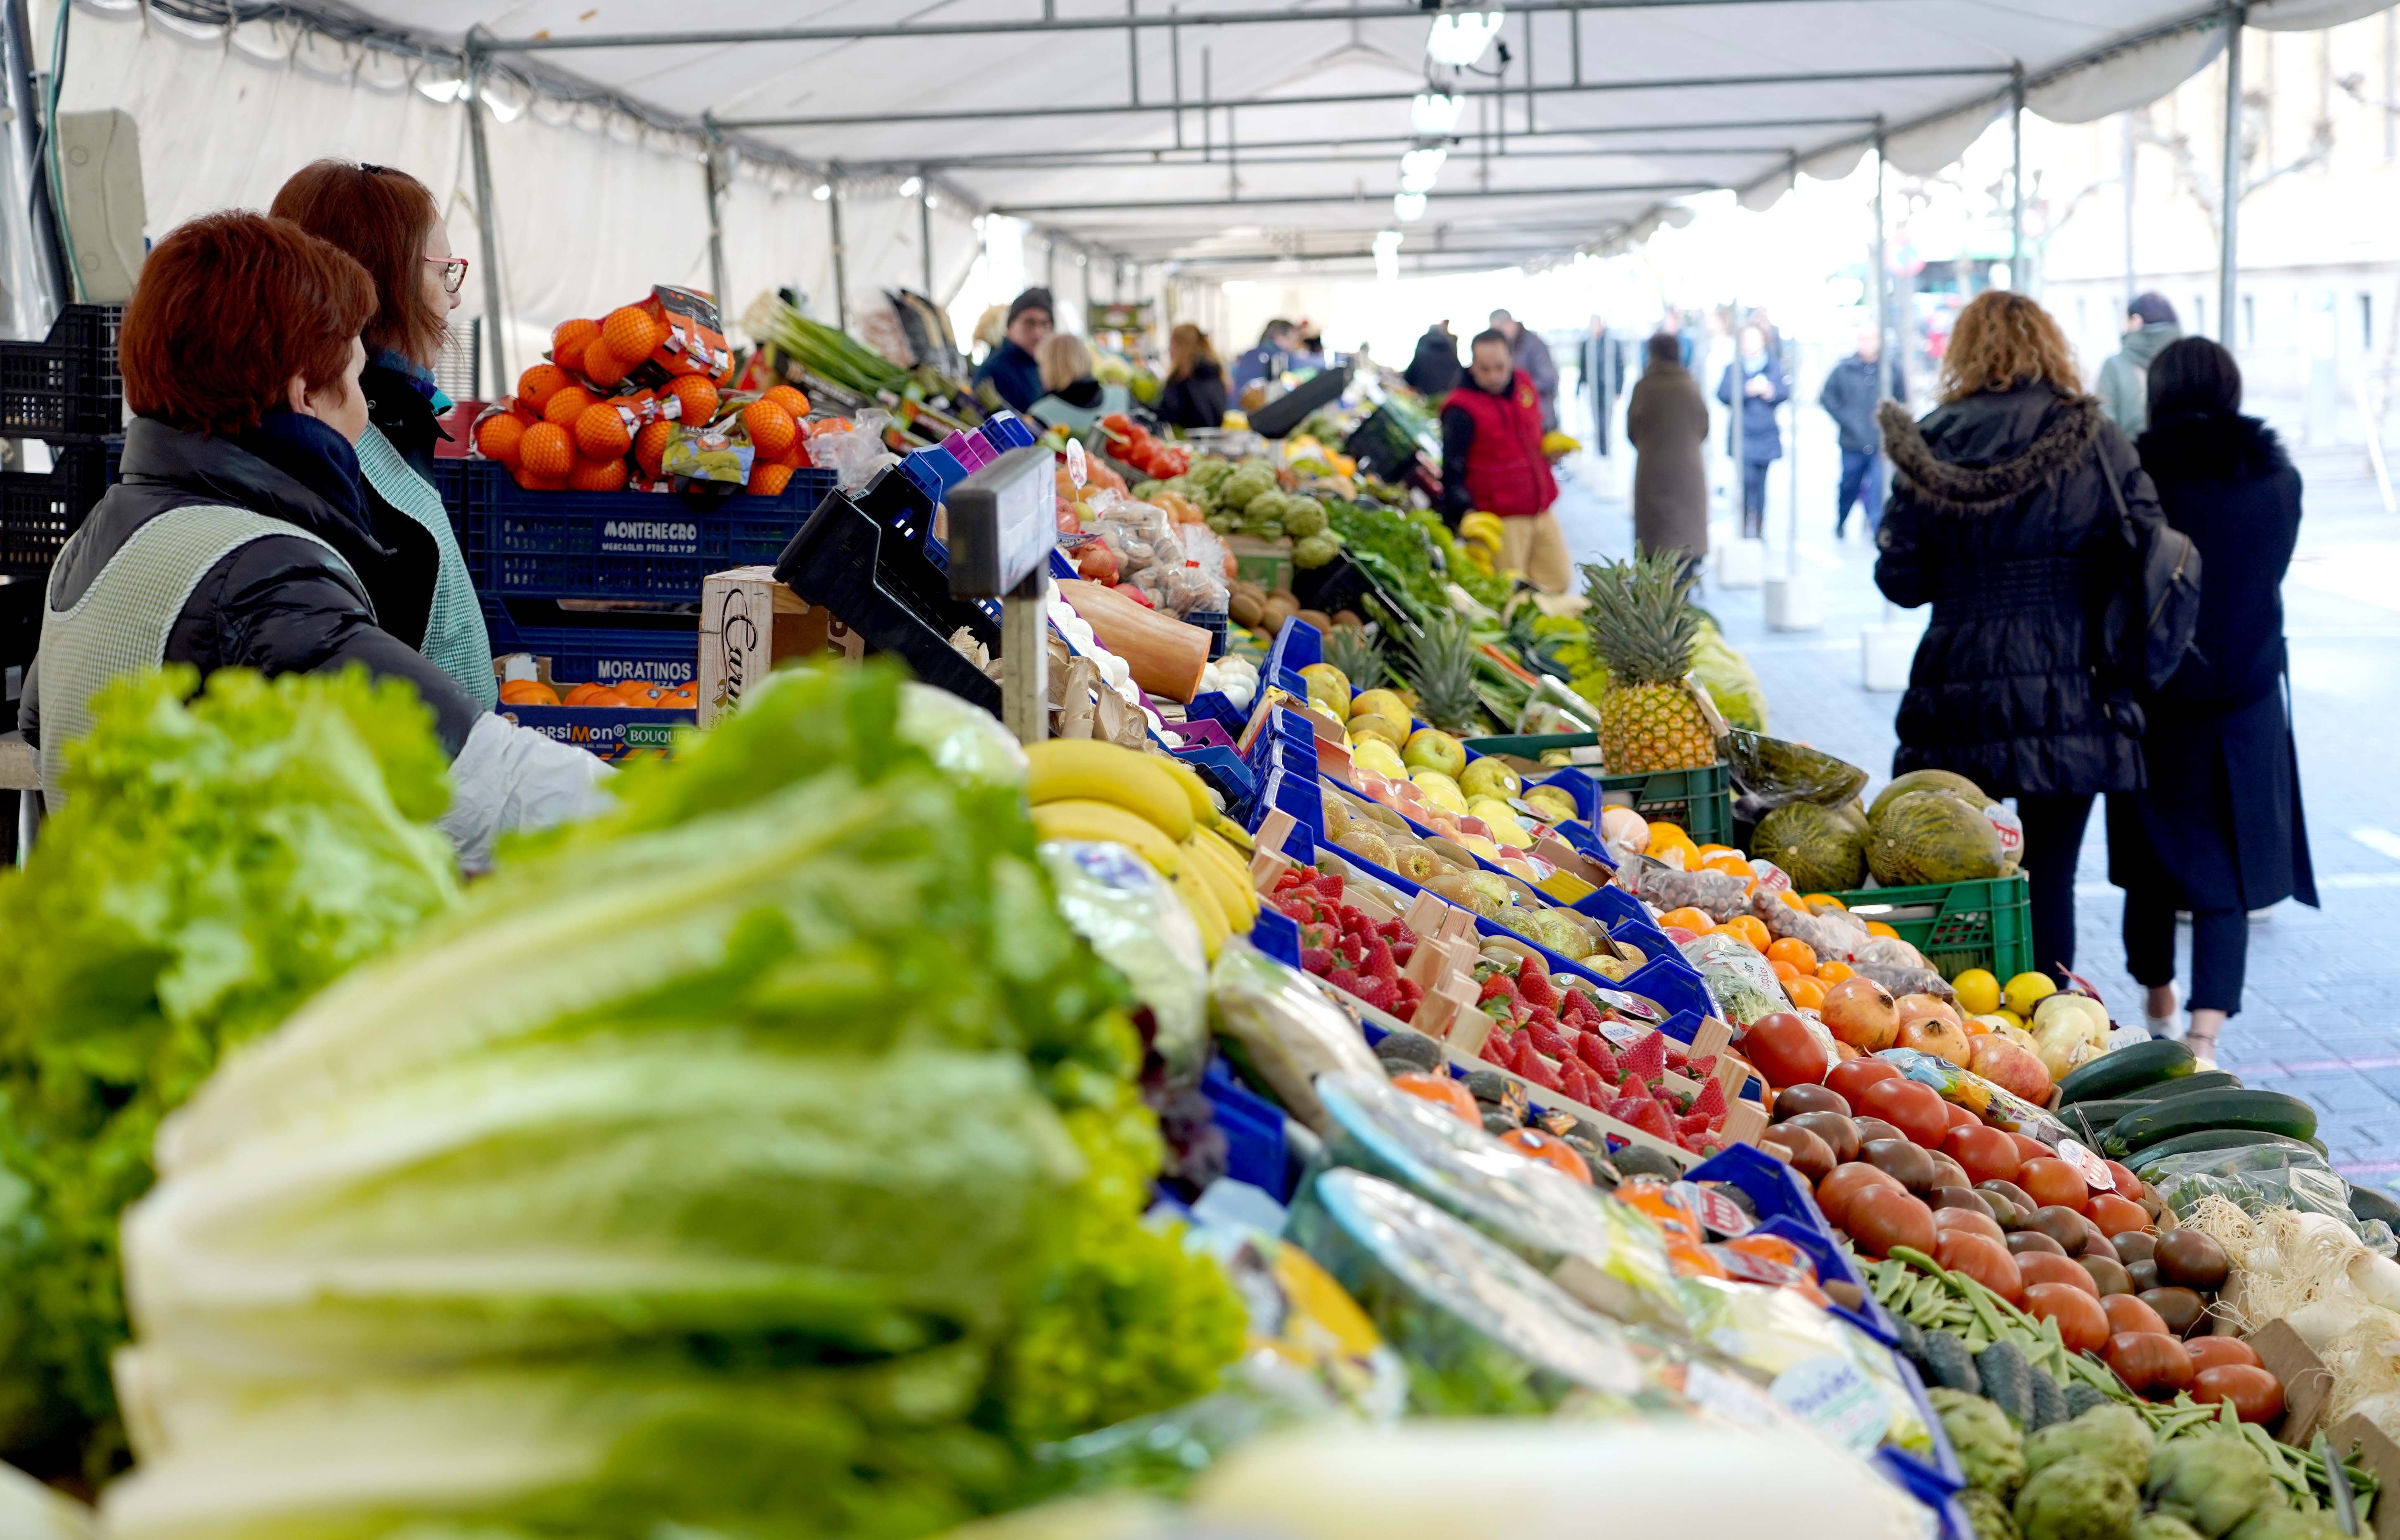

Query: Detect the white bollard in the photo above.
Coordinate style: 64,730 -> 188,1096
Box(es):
1764,575 -> 1822,632
1716,537 -> 1765,589
1860,625 -> 1915,692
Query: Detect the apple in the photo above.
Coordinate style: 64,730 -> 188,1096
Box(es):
1821,975 -> 1899,1052
1967,1034 -> 2052,1103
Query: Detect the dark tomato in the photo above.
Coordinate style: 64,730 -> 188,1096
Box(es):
2112,1231 -> 2158,1266
1936,1230 -> 2024,1303
1769,1081 -> 1852,1120
2103,1293 -> 2169,1335
1817,1162 -> 1904,1229
2016,1251 -> 2101,1297
2140,1287 -> 2208,1336
1977,1178 -> 2039,1219
2008,1230 -> 2069,1258
1826,1056 -> 1902,1109
2088,1194 -> 2153,1239
1942,1124 -> 2024,1185
2025,1282 -> 2112,1353
2102,1159 -> 2144,1202
1761,1124 -> 1836,1185
1859,1077 -> 1951,1147
2155,1230 -> 2232,1292
2104,1332 -> 2196,1396
2083,1226 -> 2121,1264
1854,1117 -> 1908,1147
1942,1101 -> 1980,1133
2126,1259 -> 2163,1292
1846,1185 -> 1939,1260
1931,1186 -> 1988,1214
1933,1204 -> 2007,1247
1927,1151 -> 1973,1191
1786,1111 -> 1863,1164
1861,1138 -> 1938,1192
2187,1337 -> 2264,1373
2080,1255 -> 2135,1296
1746,1013 -> 1833,1090
2018,1158 -> 2091,1213
2192,1364 -> 2285,1423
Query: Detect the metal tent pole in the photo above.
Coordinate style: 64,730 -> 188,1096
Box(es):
2009,63 -> 2025,289
703,137 -> 730,310
2220,5 -> 2245,348
827,173 -> 849,329
1730,298 -> 1745,532
919,167 -> 935,295
2,0 -> 62,324
464,48 -> 510,396
2122,111 -> 2137,309
1870,125 -> 1889,397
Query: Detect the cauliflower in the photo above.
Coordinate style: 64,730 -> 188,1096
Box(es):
1292,534 -> 1341,570
2013,1456 -> 2138,1540
1962,1487 -> 2025,1540
1283,497 -> 1329,538
1930,1388 -> 2028,1498
2027,1406 -> 2151,1490
2146,1437 -> 2278,1540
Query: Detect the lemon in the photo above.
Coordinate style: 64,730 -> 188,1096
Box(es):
2002,971 -> 2057,1018
1952,968 -> 2002,1017
1995,1008 -> 2026,1033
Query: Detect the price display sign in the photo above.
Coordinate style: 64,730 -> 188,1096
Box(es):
943,445 -> 1057,743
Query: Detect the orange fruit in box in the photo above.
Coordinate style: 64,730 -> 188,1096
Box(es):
543,384 -> 594,426
1865,920 -> 1900,939
603,305 -> 663,366
614,681 -> 670,707
518,421 -> 573,479
476,413 -> 527,466
563,682 -> 615,706
580,339 -> 629,388
747,461 -> 794,497
1766,937 -> 1817,973
634,420 -> 673,480
1657,906 -> 1714,936
1720,914 -> 1771,952
666,374 -> 720,427
1786,977 -> 1827,1012
658,683 -> 698,709
499,679 -> 560,706
762,384 -> 809,419
517,363 -> 571,412
776,438 -> 813,470
568,456 -> 630,492
514,469 -> 568,490
1816,960 -> 1855,984
1769,959 -> 1800,983
575,401 -> 632,459
741,400 -> 797,459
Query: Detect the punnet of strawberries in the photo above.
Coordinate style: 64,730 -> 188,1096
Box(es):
1271,866 -> 1737,1155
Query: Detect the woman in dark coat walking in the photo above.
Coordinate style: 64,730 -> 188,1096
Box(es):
1876,290 -> 2172,983
1716,322 -> 1787,538
2107,338 -> 2314,1063
1626,332 -> 1710,568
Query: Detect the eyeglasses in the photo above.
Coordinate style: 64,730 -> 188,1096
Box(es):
425,256 -> 469,294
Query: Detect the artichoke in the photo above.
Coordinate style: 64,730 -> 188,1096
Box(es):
2027,1406 -> 2151,1490
1929,1387 -> 2028,1498
2146,1435 -> 2277,1540
2014,1456 -> 2138,1540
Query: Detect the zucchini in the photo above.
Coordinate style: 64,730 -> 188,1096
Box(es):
2053,1099 -> 2155,1140
2128,1128 -> 2323,1170
2350,1185 -> 2400,1230
2123,1069 -> 2242,1100
2102,1089 -> 2319,1159
2055,1038 -> 2194,1104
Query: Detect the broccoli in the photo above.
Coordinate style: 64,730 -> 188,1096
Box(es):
2027,1405 -> 2152,1490
1930,1388 -> 2028,1498
2134,1516 -> 2207,1540
1293,534 -> 1341,570
2147,1434 -> 2279,1540
1962,1487 -> 2026,1540
2013,1456 -> 2139,1540
1283,498 -> 1329,538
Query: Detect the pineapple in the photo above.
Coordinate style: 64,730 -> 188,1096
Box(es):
1580,554 -> 1717,773
1318,621 -> 1387,692
1385,605 -> 1484,734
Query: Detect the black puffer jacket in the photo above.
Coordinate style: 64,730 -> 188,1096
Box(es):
360,359 -> 451,482
1874,384 -> 2166,797
22,414 -> 480,757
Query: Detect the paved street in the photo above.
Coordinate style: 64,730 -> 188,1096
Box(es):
1551,427 -> 2400,1195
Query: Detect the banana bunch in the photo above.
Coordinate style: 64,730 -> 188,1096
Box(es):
1025,739 -> 1259,959
1456,511 -> 1504,575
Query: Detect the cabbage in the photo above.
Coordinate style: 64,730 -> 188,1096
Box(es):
897,681 -> 1027,787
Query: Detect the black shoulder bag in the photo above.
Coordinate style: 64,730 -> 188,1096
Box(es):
2097,442 -> 2202,694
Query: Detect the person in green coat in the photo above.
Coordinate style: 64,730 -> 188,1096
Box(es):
2093,293 -> 2181,437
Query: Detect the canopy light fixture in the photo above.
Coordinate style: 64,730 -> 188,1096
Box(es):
1398,146 -> 1447,193
1424,12 -> 1502,68
1393,192 -> 1428,221
899,176 -> 923,195
1410,92 -> 1463,135
813,183 -> 833,201
1372,227 -> 1404,282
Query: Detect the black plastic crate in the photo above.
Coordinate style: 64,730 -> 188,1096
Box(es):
0,305 -> 122,442
0,442 -> 115,577
482,597 -> 698,687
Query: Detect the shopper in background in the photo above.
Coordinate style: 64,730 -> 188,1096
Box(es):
1818,321 -> 1903,539
973,288 -> 1054,413
1876,289 -> 2171,985
1230,320 -> 1297,400
2095,292 -> 2181,435
1715,322 -> 1787,539
1405,321 -> 1462,397
20,211 -> 607,867
1626,331 -> 1710,573
269,159 -> 493,714
1580,316 -> 1621,456
1439,329 -> 1569,592
2108,337 -> 2315,1063
1154,322 -> 1228,430
1489,308 -> 1560,431
1027,331 -> 1131,433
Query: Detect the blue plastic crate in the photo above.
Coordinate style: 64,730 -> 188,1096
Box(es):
1877,1351 -> 1969,1510
1173,744 -> 1257,820
1573,886 -> 1721,1024
1250,908 -> 1302,970
481,599 -> 697,686
1687,1143 -> 1898,1346
454,459 -> 838,602
1203,1056 -> 1292,1199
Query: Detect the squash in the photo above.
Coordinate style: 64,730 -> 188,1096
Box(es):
1056,580 -> 1211,703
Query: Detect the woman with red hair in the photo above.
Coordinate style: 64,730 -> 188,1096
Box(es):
22,210 -> 604,866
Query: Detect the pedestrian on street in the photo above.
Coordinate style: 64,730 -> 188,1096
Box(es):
1625,331 -> 1710,571
2095,293 -> 2182,436
1715,322 -> 1787,539
1875,289 -> 2175,984
2106,337 -> 2316,1065
1439,329 -> 1571,591
1581,315 -> 1621,455
1405,321 -> 1462,398
1490,309 -> 1560,432
1819,322 -> 1903,538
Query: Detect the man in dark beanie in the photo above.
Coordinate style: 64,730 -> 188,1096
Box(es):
2096,291 -> 2181,435
975,287 -> 1055,413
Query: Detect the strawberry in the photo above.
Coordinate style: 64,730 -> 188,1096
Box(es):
1525,1019 -> 1569,1062
1311,873 -> 1345,900
1392,940 -> 1415,968
1299,947 -> 1335,975
1620,1030 -> 1668,1081
1573,1032 -> 1621,1081
1354,975 -> 1399,1014
1675,1112 -> 1713,1138
1689,1077 -> 1729,1125
1624,1097 -> 1676,1140
1394,998 -> 1419,1022
1522,1054 -> 1564,1093
1274,897 -> 1314,925
1481,997 -> 1515,1023
1327,968 -> 1362,997
1478,973 -> 1519,1005
1273,869 -> 1308,893
1364,934 -> 1397,979
1605,1094 -> 1650,1126
1515,966 -> 1557,1010
1480,1033 -> 1514,1067
1560,1060 -> 1602,1107
1396,977 -> 1424,1003
1686,1054 -> 1718,1081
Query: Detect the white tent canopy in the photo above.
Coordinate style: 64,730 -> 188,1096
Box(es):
43,0 -> 2398,373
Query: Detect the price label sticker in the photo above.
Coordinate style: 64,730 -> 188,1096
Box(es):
1771,1355 -> 1891,1455
2055,1136 -> 2116,1191
1749,859 -> 1794,897
1689,1185 -> 1755,1238
1064,438 -> 1088,490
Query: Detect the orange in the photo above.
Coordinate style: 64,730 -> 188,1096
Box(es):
575,401 -> 632,459
543,384 -> 595,427
1766,937 -> 1818,973
580,338 -> 629,388
563,681 -> 615,706
475,413 -> 526,466
1785,976 -> 1827,1011
553,317 -> 600,359
1720,914 -> 1770,952
1499,1128 -> 1594,1184
1695,844 -> 1733,859
666,374 -> 720,427
747,461 -> 795,497
1657,906 -> 1715,936
634,420 -> 674,480
1388,1071 -> 1479,1126
762,384 -> 809,419
1816,960 -> 1856,984
568,456 -> 630,492
1803,892 -> 1849,912
498,679 -> 560,707
1778,890 -> 1810,911
1866,920 -> 1900,939
809,416 -> 853,436
1960,1015 -> 1992,1036
657,684 -> 699,710
741,400 -> 798,459
603,305 -> 662,366
614,681 -> 670,707
518,421 -> 573,479
517,363 -> 571,412
1700,851 -> 1755,881
1769,959 -> 1801,983
513,468 -> 568,490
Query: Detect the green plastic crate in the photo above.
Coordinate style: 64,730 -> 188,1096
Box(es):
1597,764 -> 1735,848
1829,874 -> 2033,983
1460,730 -> 1593,759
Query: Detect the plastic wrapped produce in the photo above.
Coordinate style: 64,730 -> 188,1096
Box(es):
1210,941 -> 1390,1133
1691,622 -> 1768,733
2145,1154 -> 2393,1253
1853,963 -> 1955,1003
1310,1073 -> 1687,1333
1724,730 -> 1869,813
1873,1048 -> 2067,1139
1041,842 -> 1211,1087
1626,856 -> 1751,922
1678,933 -> 1786,1029
1751,889 -> 1872,959
1675,1274 -> 1935,1459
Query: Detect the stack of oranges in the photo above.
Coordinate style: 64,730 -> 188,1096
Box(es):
498,677 -> 700,710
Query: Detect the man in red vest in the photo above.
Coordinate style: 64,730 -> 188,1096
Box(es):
1440,329 -> 1569,591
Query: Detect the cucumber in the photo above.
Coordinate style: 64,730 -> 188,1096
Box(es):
2130,1128 -> 2325,1170
2123,1069 -> 2242,1100
2101,1088 -> 2319,1159
2053,1098 -> 2155,1140
2055,1038 -> 2195,1104
2349,1184 -> 2400,1229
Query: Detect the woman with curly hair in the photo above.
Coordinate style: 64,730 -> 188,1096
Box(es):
1875,289 -> 2173,984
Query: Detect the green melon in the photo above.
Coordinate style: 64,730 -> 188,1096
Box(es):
1867,769 -> 1988,826
1867,790 -> 2007,887
1750,802 -> 1868,894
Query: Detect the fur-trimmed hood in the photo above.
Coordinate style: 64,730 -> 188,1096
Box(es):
2137,407 -> 2287,483
1877,387 -> 2104,518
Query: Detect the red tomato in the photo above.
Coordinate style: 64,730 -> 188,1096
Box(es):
2025,1282 -> 2112,1353
2103,1294 -> 2170,1337
2187,1337 -> 2264,1373
2104,1332 -> 2196,1396
1845,1185 -> 1939,1260
1742,1011 -> 1832,1088
2087,1193 -> 2154,1238
1942,1101 -> 1980,1133
2018,1157 -> 2091,1213
1859,1077 -> 1950,1147
2008,1132 -> 2052,1167
1942,1124 -> 2024,1185
2017,1251 -> 2102,1297
1936,1231 -> 2023,1302
2102,1159 -> 2145,1202
1933,1205 -> 2008,1247
1816,1162 -> 1905,1229
1826,1057 -> 1902,1109
2193,1364 -> 2285,1423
